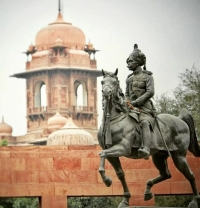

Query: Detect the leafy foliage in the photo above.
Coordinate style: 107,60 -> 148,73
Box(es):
12,198 -> 38,208
0,139 -> 8,146
155,64 -> 200,139
67,197 -> 122,208
0,198 -> 38,208
155,195 -> 193,207
0,198 -> 14,208
155,93 -> 179,115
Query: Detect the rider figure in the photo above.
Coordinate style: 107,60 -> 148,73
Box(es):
125,44 -> 156,158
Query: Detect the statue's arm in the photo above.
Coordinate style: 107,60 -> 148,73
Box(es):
135,75 -> 154,106
125,76 -> 131,100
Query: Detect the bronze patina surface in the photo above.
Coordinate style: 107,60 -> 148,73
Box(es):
98,47 -> 200,208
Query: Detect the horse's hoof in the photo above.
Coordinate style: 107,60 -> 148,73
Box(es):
104,176 -> 112,187
117,198 -> 130,208
187,200 -> 198,208
144,192 -> 153,201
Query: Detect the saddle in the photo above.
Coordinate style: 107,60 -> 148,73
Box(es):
129,111 -> 178,152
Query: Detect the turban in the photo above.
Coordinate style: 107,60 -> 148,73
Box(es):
127,47 -> 146,67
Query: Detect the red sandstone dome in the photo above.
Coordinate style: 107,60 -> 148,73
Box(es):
47,111 -> 67,130
0,117 -> 13,136
47,116 -> 94,145
86,40 -> 94,50
35,13 -> 86,51
27,43 -> 35,52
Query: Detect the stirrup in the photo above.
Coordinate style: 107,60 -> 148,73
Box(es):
138,146 -> 150,158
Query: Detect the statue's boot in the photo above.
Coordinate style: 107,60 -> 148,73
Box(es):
138,121 -> 151,158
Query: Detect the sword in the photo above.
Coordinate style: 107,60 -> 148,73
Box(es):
126,101 -> 171,157
155,117 -> 172,157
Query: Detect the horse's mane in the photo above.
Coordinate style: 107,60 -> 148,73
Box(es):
103,70 -> 128,113
115,87 -> 128,113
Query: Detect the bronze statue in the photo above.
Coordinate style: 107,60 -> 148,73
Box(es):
126,44 -> 156,158
98,67 -> 200,208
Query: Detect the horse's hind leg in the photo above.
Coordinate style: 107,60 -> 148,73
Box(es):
144,151 -> 171,201
107,157 -> 131,208
171,151 -> 200,208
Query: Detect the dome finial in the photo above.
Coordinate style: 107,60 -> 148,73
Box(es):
58,0 -> 61,14
2,116 -> 4,123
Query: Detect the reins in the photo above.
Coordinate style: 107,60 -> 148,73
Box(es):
102,75 -> 126,148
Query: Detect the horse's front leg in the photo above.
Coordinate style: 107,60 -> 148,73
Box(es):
99,138 -> 132,183
107,157 -> 131,208
99,152 -> 112,187
101,138 -> 132,158
99,140 -> 132,201
99,144 -> 126,187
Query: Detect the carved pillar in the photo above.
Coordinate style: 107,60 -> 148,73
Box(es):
58,84 -> 61,109
46,73 -> 51,107
69,73 -> 74,110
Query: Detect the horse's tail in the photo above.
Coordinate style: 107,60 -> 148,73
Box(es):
179,108 -> 200,157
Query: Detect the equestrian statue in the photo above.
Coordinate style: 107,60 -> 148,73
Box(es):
98,44 -> 200,208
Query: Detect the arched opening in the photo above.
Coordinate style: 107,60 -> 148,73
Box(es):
74,80 -> 87,108
27,54 -> 32,62
59,48 -> 64,57
77,84 -> 83,106
34,81 -> 47,108
55,49 -> 58,56
41,84 -> 46,107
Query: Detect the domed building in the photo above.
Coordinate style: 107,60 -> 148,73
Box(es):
0,117 -> 13,136
0,117 -> 16,145
47,116 -> 94,145
36,13 -> 86,51
10,2 -> 101,145
47,111 -> 67,133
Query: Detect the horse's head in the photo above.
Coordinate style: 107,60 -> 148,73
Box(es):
101,68 -> 119,98
101,69 -> 127,113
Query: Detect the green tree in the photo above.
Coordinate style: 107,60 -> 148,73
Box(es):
67,197 -> 122,208
12,198 -> 38,208
0,139 -> 8,146
155,64 -> 200,139
0,198 -> 38,208
155,195 -> 193,207
0,198 -> 14,208
155,93 -> 179,115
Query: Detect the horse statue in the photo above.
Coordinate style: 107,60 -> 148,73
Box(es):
98,68 -> 200,208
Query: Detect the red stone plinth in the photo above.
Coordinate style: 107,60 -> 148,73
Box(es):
0,145 -> 199,208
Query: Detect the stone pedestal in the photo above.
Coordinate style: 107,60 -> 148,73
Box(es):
0,146 -> 199,208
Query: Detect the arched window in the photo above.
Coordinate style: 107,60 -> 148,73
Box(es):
59,48 -> 64,57
74,80 -> 87,107
41,84 -> 46,107
34,81 -> 47,107
55,49 -> 58,56
77,84 -> 83,106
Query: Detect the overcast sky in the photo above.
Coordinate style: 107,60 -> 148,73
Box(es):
0,0 -> 200,136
